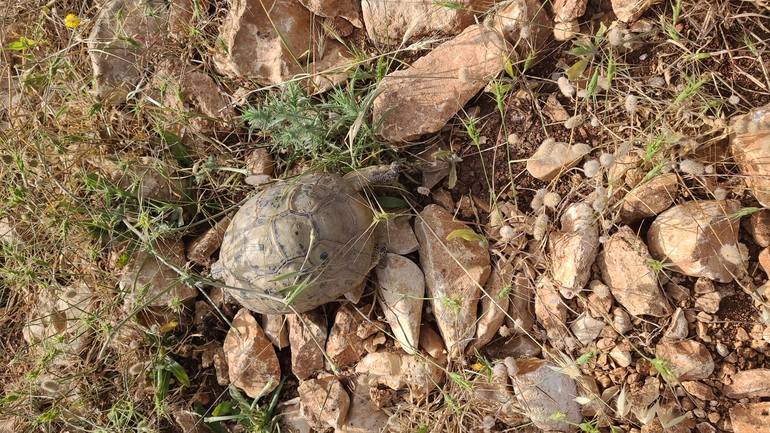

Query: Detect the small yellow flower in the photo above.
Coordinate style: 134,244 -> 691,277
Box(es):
64,14 -> 80,28
471,363 -> 484,371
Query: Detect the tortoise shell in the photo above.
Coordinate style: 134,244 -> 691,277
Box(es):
219,172 -> 376,314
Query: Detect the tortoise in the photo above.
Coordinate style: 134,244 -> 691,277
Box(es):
218,163 -> 399,314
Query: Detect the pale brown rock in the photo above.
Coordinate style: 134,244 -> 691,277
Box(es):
730,104 -> 770,207
339,375 -> 390,432
120,237 -> 197,311
298,0 -> 362,27
585,280 -> 613,318
760,248 -> 770,275
552,0 -> 588,22
173,409 -> 208,433
223,309 -> 281,398
554,19 -> 580,41
695,291 -> 722,314
510,358 -> 581,432
526,140 -> 590,181
664,308 -> 689,341
187,213 -> 233,266
372,25 -> 510,142
549,202 -> 600,298
598,226 -> 671,317
288,310 -> 327,380
489,0 -> 552,55
749,209 -> 770,247
609,345 -> 632,367
468,266 -> 511,353
731,402 -> 770,433
88,0 -> 168,104
362,0 -> 494,44
571,313 -> 605,346
99,156 -> 186,201
682,381 -> 715,401
656,340 -> 714,381
151,60 -> 236,132
647,200 -> 743,283
534,276 -> 568,344
472,364 -> 529,425
401,354 -> 445,400
298,377 -> 350,430
277,399 -> 313,433
262,314 -> 289,349
419,324 -> 447,362
612,0 -> 652,22
326,304 -> 369,369
246,148 -> 275,176
723,369 -> 770,399
373,216 -> 420,255
618,173 -> 679,223
355,352 -> 404,390
506,272 -> 535,334
414,204 -> 491,358
375,253 -> 424,355
627,376 -> 660,409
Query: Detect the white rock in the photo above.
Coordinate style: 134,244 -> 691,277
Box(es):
375,253 -> 424,355
355,352 -> 405,390
548,202 -> 600,298
618,173 -> 679,223
554,19 -> 580,41
598,226 -> 671,317
647,200 -> 743,283
526,140 -> 590,181
414,204 -> 491,358
401,354 -> 445,400
612,0 -> 652,22
570,313 -> 605,346
223,309 -> 281,398
374,216 -> 420,255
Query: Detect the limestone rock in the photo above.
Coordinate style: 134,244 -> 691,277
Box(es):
326,304 -> 370,369
355,352 -> 404,390
298,377 -> 350,430
618,173 -> 679,223
489,0 -> 552,55
526,140 -> 590,181
552,0 -> 588,22
664,308 -> 689,341
612,0 -> 652,22
339,375 -> 390,432
723,369 -> 770,399
682,381 -> 715,401
277,399 -> 313,433
213,0 -> 352,89
510,358 -> 581,432
647,200 -> 743,283
298,0 -> 362,27
187,213 -> 232,267
120,237 -> 197,311
288,310 -> 327,380
554,19 -> 580,41
98,156 -> 186,201
374,216 -> 419,255
548,202 -> 600,298
730,402 -> 770,433
262,314 -> 289,349
375,253 -> 424,355
401,354 -> 445,400
362,0 -> 494,44
655,340 -> 714,381
223,309 -> 281,398
507,272 -> 535,334
598,226 -> 671,317
88,0 -> 168,104
414,204 -> 491,358
468,266 -> 511,352
419,324 -> 447,362
749,209 -> 770,247
731,104 -> 770,207
760,248 -> 770,275
534,276 -> 568,344
472,364 -> 529,426
570,313 -> 605,346
372,25 -> 509,142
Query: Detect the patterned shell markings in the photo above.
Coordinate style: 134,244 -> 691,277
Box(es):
220,172 -> 376,314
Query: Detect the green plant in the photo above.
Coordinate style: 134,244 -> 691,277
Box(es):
204,380 -> 285,433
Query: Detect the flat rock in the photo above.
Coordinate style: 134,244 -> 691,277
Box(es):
213,0 -> 352,89
298,377 -> 350,430
339,375 -> 390,432
570,313 -> 605,346
88,0 -> 168,104
362,0 -> 493,44
223,309 -> 281,398
375,253 -> 424,355
526,140 -> 590,181
401,354 -> 445,400
489,0 -> 552,54
647,200 -> 743,283
299,0 -> 362,27
548,202 -> 600,298
372,25 -> 509,142
510,358 -> 581,432
120,237 -> 197,311
98,156 -> 186,201
418,323 -> 447,362
730,402 -> 770,433
664,308 -> 689,341
326,304 -> 369,369
655,340 -> 714,381
506,272 -> 535,334
414,204 -> 491,358
682,381 -> 715,401
187,213 -> 232,267
611,0 -> 652,22
552,0 -> 588,22
749,209 -> 770,247
373,216 -> 419,255
355,352 -> 405,390
467,266 -> 511,353
598,226 -> 671,317
723,369 -> 770,399
760,247 -> 770,275
534,276 -> 568,344
472,364 -> 529,426
262,314 -> 289,349
618,173 -> 679,223
288,310 -> 327,380
730,97 -> 770,208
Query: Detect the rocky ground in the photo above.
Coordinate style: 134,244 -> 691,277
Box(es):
2,0 -> 770,432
